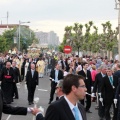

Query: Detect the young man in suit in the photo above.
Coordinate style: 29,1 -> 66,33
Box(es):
78,62 -> 92,113
26,63 -> 38,105
101,67 -> 118,120
48,63 -> 63,104
32,74 -> 87,120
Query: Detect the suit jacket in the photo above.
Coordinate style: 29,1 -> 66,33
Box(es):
26,70 -> 38,87
50,69 -> 63,81
101,75 -> 118,103
0,89 -> 27,120
36,97 -> 87,120
93,73 -> 104,93
78,70 -> 92,93
12,67 -> 21,83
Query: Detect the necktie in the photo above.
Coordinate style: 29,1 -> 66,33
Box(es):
73,107 -> 80,120
109,76 -> 113,86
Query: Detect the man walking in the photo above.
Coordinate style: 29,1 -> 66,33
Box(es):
26,63 -> 38,105
78,62 -> 92,113
48,63 -> 63,104
12,61 -> 21,99
0,61 -> 15,104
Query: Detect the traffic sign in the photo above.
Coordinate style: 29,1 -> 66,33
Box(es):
64,46 -> 72,54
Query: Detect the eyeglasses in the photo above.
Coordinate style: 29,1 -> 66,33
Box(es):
79,85 -> 86,88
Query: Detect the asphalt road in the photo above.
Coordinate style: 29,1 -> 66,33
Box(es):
2,75 -> 99,120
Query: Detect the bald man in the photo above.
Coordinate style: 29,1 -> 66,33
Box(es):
26,63 -> 39,105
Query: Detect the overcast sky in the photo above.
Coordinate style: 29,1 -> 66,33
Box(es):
0,0 -> 118,42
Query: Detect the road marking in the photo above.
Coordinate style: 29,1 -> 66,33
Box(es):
38,89 -> 48,91
6,115 -> 11,120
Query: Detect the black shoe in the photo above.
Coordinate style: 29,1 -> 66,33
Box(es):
13,97 -> 19,99
99,117 -> 104,120
86,110 -> 92,113
48,101 -> 51,104
29,102 -> 32,105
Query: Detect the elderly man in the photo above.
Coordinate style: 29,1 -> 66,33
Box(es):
34,80 -> 64,120
26,63 -> 39,105
101,67 -> 118,120
0,61 -> 15,104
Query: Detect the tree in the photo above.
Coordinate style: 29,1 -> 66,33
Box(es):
0,26 -> 38,52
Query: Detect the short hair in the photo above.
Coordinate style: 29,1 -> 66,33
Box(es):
82,62 -> 88,66
106,67 -> 112,71
63,74 -> 84,95
56,80 -> 63,89
100,65 -> 107,70
117,63 -> 120,69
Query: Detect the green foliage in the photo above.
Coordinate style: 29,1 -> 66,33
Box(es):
0,26 -> 37,52
59,21 -> 118,54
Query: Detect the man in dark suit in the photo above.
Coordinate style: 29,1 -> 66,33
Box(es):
78,62 -> 92,113
0,89 -> 35,120
0,61 -> 15,104
26,63 -> 38,105
48,63 -> 63,104
33,74 -> 87,120
114,63 -> 120,79
92,65 -> 107,120
12,61 -> 21,99
101,67 -> 118,120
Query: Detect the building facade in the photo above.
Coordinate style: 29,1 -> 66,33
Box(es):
35,31 -> 60,46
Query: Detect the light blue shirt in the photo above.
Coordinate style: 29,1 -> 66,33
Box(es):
55,69 -> 59,82
64,96 -> 83,120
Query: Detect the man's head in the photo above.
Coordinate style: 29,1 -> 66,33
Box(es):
106,67 -> 113,76
100,65 -> 107,74
82,62 -> 88,70
55,63 -> 60,70
116,63 -> 120,70
63,74 -> 87,100
56,80 -> 64,97
31,63 -> 35,70
12,61 -> 16,67
6,61 -> 11,69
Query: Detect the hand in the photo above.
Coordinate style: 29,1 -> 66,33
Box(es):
91,87 -> 93,92
31,108 -> 41,115
114,99 -> 117,104
91,93 -> 95,98
99,98 -> 103,102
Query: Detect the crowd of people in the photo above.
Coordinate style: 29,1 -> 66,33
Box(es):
0,52 -> 120,120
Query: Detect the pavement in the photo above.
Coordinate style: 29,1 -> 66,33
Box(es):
2,75 -> 99,120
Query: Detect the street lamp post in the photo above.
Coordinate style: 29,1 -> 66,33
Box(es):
18,20 -> 30,51
115,0 -> 120,61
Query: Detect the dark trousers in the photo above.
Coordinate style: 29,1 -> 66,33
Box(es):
27,85 -> 36,103
49,81 -> 57,102
105,100 -> 117,120
98,99 -> 105,118
80,94 -> 91,111
13,82 -> 18,98
1,82 -> 13,104
117,96 -> 120,120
